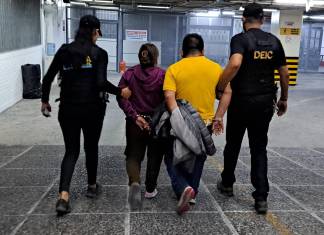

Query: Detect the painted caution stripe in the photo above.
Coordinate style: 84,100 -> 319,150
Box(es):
274,57 -> 299,85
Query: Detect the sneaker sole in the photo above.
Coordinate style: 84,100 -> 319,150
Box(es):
177,187 -> 195,215
129,184 -> 142,210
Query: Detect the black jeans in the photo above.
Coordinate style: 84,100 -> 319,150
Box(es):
125,119 -> 165,193
221,94 -> 275,201
58,103 -> 105,193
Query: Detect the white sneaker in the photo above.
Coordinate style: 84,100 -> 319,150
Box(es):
144,189 -> 158,199
189,198 -> 196,205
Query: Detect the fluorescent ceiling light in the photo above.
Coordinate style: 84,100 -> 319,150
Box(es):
195,10 -> 220,17
137,5 -> 170,9
89,5 -> 119,10
70,1 -> 87,6
222,11 -> 235,16
93,0 -> 114,3
306,15 -> 324,20
264,8 -> 278,12
275,0 -> 306,4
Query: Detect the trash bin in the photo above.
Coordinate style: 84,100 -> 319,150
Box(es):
21,64 -> 42,99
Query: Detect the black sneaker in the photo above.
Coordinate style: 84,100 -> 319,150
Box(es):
86,183 -> 102,198
255,200 -> 268,214
56,199 -> 71,215
217,180 -> 234,197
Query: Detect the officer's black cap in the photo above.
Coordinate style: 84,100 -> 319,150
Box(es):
243,3 -> 264,19
79,15 -> 102,36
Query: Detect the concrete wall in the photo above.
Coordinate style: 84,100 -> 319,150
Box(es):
0,46 -> 42,113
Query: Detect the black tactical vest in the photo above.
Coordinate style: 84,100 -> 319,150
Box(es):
59,43 -> 101,104
231,30 -> 279,96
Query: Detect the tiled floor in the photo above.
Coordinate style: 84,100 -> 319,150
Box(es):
1,145 -> 324,234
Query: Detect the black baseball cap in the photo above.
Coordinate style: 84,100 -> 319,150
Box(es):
79,15 -> 102,36
243,3 -> 264,19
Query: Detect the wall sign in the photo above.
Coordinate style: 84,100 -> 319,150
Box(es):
125,30 -> 148,41
280,28 -> 300,36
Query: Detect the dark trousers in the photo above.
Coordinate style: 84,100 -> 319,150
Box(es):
58,103 -> 105,193
221,95 -> 275,201
125,119 -> 165,193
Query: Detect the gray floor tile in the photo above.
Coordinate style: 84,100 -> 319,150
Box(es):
238,147 -> 280,157
33,185 -> 127,214
207,185 -> 302,212
314,170 -> 324,177
269,169 -> 324,185
130,213 -> 232,234
317,212 -> 324,220
98,145 -> 125,157
97,155 -> 125,169
202,168 -> 250,185
225,212 -> 279,234
140,185 -> 217,212
0,187 -> 48,215
241,156 -> 302,169
73,167 -> 128,186
273,212 -> 324,235
289,156 -> 324,169
0,168 -> 58,187
0,145 -> 31,157
0,156 -> 13,165
314,148 -> 324,154
16,214 -> 125,235
280,186 -> 324,211
226,211 -> 324,235
23,145 -> 65,157
5,154 -> 62,169
271,147 -> 324,158
205,156 -> 247,169
0,215 -> 25,234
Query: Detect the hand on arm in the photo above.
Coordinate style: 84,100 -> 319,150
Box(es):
277,65 -> 289,116
213,84 -> 232,135
216,54 -> 243,99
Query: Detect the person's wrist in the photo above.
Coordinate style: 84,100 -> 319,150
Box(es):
280,97 -> 288,101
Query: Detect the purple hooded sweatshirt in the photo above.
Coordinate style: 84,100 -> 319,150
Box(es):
117,64 -> 165,122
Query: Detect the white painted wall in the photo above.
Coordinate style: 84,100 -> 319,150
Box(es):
123,40 -> 162,67
0,46 -> 42,113
271,10 -> 304,58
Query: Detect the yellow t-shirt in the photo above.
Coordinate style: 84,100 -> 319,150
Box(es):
163,56 -> 223,123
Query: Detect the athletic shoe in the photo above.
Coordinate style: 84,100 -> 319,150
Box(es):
176,186 -> 195,215
255,200 -> 268,214
217,180 -> 234,197
56,199 -> 71,215
86,183 -> 102,198
144,189 -> 158,199
189,198 -> 196,205
129,182 -> 142,210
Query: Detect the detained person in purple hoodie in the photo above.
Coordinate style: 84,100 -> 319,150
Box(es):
117,43 -> 165,210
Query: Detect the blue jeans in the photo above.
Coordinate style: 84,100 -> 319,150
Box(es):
164,149 -> 207,199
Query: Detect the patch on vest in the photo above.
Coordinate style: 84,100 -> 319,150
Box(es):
81,56 -> 93,68
254,51 -> 273,60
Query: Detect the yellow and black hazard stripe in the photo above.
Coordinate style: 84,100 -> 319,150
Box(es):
274,57 -> 299,85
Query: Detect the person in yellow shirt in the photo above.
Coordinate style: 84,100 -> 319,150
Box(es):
163,33 -> 232,215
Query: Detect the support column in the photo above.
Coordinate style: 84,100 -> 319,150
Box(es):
271,10 -> 303,85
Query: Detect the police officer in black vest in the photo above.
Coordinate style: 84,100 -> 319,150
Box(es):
41,15 -> 131,215
214,3 -> 289,214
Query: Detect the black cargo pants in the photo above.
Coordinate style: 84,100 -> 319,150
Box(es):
221,94 -> 275,201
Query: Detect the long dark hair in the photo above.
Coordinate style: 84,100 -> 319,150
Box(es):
138,43 -> 159,68
70,26 -> 94,69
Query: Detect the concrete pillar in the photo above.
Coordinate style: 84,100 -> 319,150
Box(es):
271,10 -> 303,85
